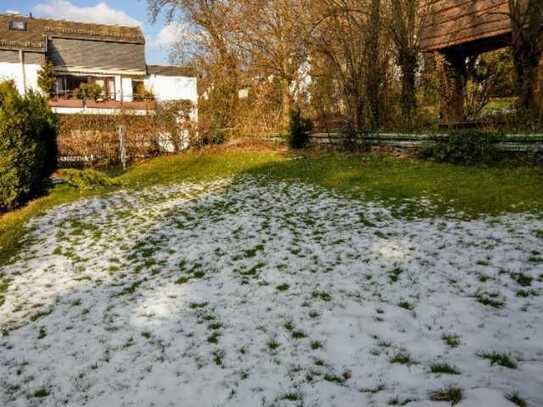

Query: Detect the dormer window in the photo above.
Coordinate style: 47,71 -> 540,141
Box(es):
9,21 -> 27,31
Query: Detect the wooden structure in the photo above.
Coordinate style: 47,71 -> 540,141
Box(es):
421,0 -> 514,123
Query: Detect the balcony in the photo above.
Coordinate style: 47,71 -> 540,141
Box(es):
48,94 -> 157,115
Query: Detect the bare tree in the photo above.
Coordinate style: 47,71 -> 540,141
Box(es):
305,0 -> 372,130
387,0 -> 427,128
148,0 -> 243,129
236,0 -> 308,126
366,0 -> 382,129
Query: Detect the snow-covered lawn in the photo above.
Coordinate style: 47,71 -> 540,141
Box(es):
1,177 -> 542,407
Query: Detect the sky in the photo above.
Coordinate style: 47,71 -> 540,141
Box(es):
1,0 -> 182,64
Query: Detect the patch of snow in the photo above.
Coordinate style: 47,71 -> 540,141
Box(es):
1,177 -> 542,406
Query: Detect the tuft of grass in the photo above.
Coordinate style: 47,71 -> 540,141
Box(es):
282,393 -> 301,401
516,289 -> 536,298
475,291 -> 505,308
213,349 -> 224,366
0,277 -> 8,307
312,290 -> 332,302
268,340 -> 281,351
311,340 -> 322,350
430,387 -> 463,405
175,276 -> 190,285
189,302 -> 208,309
141,331 -> 152,339
510,273 -> 533,287
388,268 -> 403,283
292,330 -> 307,339
192,270 -> 205,279
117,280 -> 143,296
398,301 -> 414,311
390,352 -> 415,365
430,362 -> 460,375
442,334 -> 461,348
37,327 -> 47,340
480,352 -> 517,369
276,283 -> 290,292
208,322 -> 222,330
30,309 -> 52,322
33,388 -> 50,398
207,332 -> 221,344
505,391 -> 527,407
324,373 -> 346,384
244,244 -> 264,258
59,168 -> 120,190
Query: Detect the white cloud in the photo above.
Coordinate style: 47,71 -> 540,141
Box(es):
32,0 -> 141,27
150,22 -> 190,49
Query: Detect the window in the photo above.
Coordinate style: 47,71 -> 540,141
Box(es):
132,80 -> 145,101
90,77 -> 116,100
9,21 -> 26,31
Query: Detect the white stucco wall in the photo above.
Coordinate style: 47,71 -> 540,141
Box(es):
122,77 -> 133,102
144,75 -> 198,104
0,62 -> 41,95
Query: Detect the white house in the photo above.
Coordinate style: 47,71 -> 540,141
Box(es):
0,12 -> 198,118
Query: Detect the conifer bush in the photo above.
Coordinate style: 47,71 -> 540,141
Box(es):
288,109 -> 312,149
0,81 -> 58,211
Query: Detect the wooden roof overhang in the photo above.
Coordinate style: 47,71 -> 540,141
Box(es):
421,0 -> 512,55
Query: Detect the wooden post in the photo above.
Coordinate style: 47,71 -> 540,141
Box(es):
435,51 -> 466,124
117,125 -> 127,170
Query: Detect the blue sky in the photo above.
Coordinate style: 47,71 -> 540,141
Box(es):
2,0 -> 178,64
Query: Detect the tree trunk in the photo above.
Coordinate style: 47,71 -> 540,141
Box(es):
366,0 -> 382,129
400,53 -> 418,128
282,78 -> 291,129
435,51 -> 466,124
513,48 -> 539,112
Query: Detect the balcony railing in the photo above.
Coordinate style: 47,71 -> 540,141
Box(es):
49,89 -> 157,110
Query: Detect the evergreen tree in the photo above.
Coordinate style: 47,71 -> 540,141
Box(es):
37,60 -> 56,97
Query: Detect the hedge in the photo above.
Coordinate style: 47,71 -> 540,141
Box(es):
0,81 -> 58,211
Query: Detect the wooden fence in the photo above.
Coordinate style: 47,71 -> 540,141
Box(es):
307,132 -> 543,152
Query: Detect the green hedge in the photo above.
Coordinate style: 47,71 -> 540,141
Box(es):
418,130 -> 499,165
0,81 -> 58,211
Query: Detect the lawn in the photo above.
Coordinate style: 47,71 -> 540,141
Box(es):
1,147 -> 542,406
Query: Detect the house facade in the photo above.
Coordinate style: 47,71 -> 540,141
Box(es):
0,13 -> 197,118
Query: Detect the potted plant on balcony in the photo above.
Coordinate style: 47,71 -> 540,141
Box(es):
73,83 -> 103,102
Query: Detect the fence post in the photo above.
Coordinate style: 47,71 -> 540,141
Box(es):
117,125 -> 127,170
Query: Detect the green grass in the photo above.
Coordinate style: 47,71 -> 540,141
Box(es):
430,387 -> 463,405
505,391 -> 527,407
0,277 -> 8,306
442,334 -> 461,348
2,147 -> 542,267
510,273 -> 533,287
33,388 -> 49,398
390,351 -> 415,365
480,352 -> 518,369
475,291 -> 505,308
430,362 -> 460,375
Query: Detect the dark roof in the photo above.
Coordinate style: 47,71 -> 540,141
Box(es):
147,65 -> 196,77
0,14 -> 145,52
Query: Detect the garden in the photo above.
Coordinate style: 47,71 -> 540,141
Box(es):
2,0 -> 543,405
1,141 -> 543,406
